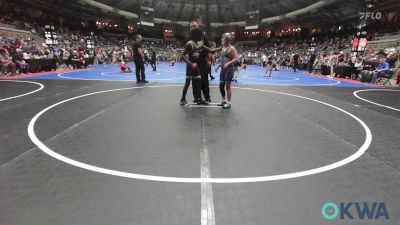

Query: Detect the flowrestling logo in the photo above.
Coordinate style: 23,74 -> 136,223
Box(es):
359,11 -> 382,20
322,202 -> 389,220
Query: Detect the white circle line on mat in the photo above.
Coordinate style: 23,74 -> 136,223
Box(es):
59,71 -> 341,86
239,80 -> 341,86
59,72 -> 184,81
353,89 -> 400,112
99,71 -> 185,80
241,75 -> 300,81
0,80 -> 44,102
28,85 -> 371,183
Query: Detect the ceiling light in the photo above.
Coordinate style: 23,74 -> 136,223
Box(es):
365,0 -> 376,8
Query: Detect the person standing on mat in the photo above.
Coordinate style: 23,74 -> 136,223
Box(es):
189,20 -> 212,103
180,28 -> 208,105
208,42 -> 216,80
265,55 -> 273,77
308,53 -> 316,74
233,55 -> 247,82
292,52 -> 299,72
132,35 -> 148,83
261,53 -> 267,68
150,48 -> 157,71
204,33 -> 238,109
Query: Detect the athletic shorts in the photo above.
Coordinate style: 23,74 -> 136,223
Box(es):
186,65 -> 201,80
220,67 -> 235,82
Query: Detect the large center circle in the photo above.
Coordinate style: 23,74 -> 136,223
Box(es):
27,85 -> 372,183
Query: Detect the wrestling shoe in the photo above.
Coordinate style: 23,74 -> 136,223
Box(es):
180,99 -> 187,105
222,103 -> 231,109
217,101 -> 226,106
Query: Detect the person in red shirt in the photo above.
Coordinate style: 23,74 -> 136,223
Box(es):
119,58 -> 131,73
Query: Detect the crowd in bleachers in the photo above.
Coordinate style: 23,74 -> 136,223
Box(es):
240,34 -> 400,86
309,47 -> 399,84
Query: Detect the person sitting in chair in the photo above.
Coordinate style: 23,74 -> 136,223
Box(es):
0,48 -> 16,76
12,49 -> 29,74
372,58 -> 390,84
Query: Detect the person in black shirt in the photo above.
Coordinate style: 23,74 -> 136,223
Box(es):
150,49 -> 157,71
12,49 -> 29,74
292,53 -> 299,72
308,53 -> 316,74
180,28 -> 207,105
133,35 -> 148,83
190,21 -> 212,103
359,58 -> 378,82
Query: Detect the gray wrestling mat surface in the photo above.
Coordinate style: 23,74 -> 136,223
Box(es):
1,80 -> 399,225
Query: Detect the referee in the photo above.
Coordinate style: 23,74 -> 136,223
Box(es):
133,35 -> 148,83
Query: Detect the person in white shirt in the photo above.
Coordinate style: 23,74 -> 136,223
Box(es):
23,52 -> 31,60
328,52 -> 338,78
261,54 -> 267,68
352,57 -> 363,80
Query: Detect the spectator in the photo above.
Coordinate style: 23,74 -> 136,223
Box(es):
352,57 -> 363,80
261,53 -> 267,68
12,48 -> 29,74
69,50 -> 83,69
0,48 -> 16,76
372,58 -> 390,83
308,53 -> 316,74
359,58 -> 378,82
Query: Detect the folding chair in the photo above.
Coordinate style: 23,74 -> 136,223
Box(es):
376,69 -> 395,86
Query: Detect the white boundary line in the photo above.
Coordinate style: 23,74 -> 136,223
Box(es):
200,107 -> 216,225
236,71 -> 341,86
0,80 -> 44,102
58,71 -> 185,81
353,89 -> 400,112
238,80 -> 341,86
185,105 -> 221,108
28,85 -> 372,183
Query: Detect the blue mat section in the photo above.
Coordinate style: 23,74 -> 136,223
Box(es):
26,62 -> 370,87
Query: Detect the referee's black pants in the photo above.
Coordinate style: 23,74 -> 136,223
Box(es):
134,58 -> 146,81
